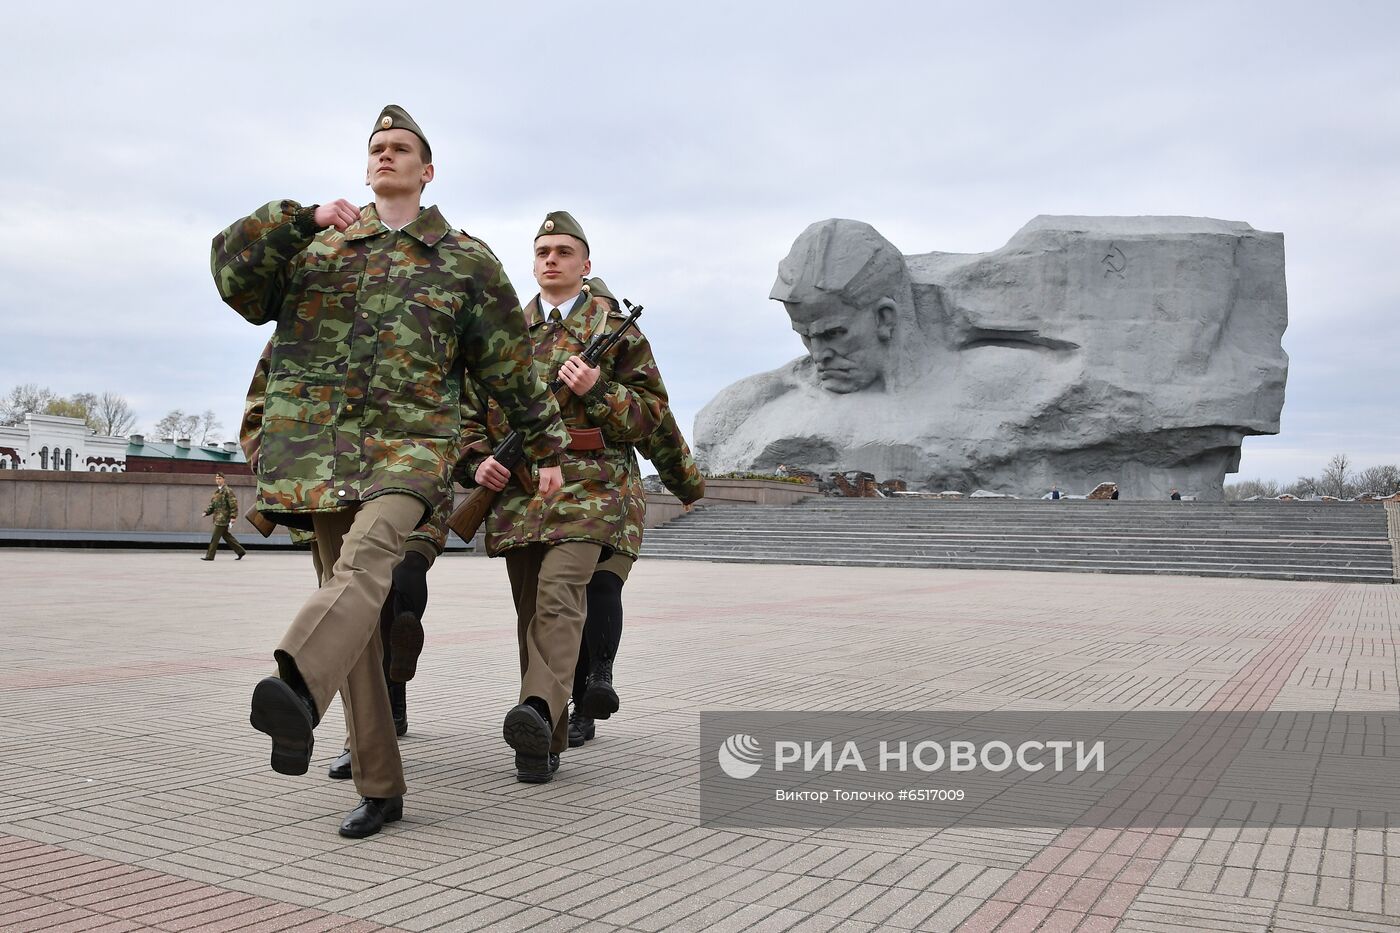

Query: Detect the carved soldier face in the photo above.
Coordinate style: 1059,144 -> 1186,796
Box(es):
785,293 -> 896,393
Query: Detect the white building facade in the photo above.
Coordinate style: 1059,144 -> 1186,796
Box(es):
0,414 -> 128,472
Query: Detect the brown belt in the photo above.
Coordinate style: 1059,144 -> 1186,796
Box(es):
567,427 -> 605,452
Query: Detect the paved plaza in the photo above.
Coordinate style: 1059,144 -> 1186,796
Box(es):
1,549 -> 1397,932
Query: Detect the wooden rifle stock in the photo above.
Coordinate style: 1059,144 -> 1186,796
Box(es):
446,301 -> 645,543
245,505 -> 277,538
445,485 -> 498,542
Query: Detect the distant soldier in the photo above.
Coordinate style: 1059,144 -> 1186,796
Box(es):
201,472 -> 246,561
566,280 -> 704,747
458,213 -> 668,783
211,104 -> 567,838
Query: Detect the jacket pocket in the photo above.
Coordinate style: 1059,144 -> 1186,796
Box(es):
264,375 -> 343,426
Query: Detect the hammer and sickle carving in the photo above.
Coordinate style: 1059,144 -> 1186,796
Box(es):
1101,244 -> 1127,278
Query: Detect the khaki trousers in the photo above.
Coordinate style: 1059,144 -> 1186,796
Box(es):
505,541 -> 602,754
277,493 -> 422,798
206,524 -> 246,559
337,542 -> 438,750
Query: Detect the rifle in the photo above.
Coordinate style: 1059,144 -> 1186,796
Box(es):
245,505 -> 278,538
446,300 -> 644,542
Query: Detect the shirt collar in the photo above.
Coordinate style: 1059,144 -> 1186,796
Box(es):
343,203 -> 451,247
529,292 -> 602,345
528,291 -> 582,330
544,292 -> 583,318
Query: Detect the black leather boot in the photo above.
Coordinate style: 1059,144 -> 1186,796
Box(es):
580,657 -> 619,720
387,553 -> 428,682
338,796 -> 403,838
568,705 -> 595,748
390,680 -> 407,737
327,748 -> 352,780
250,674 -> 318,776
505,700 -> 555,783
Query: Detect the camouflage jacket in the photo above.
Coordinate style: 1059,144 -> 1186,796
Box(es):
608,410 -> 706,558
239,337 -> 448,553
639,410 -> 706,505
457,293 -> 668,556
205,486 -> 238,525
211,200 -> 568,530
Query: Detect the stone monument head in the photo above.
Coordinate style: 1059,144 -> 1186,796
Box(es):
770,219 -> 915,393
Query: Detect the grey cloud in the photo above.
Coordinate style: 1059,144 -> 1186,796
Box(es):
2,1 -> 1396,485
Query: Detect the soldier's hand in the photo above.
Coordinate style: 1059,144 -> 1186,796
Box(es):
538,465 -> 563,496
314,199 -> 360,232
559,356 -> 601,396
475,456 -> 510,492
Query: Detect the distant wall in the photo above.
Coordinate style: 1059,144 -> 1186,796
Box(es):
0,472 -> 823,538
126,456 -> 253,476
0,470 -> 263,537
645,478 -> 821,527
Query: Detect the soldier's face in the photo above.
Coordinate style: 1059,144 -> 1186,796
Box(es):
786,294 -> 895,393
533,235 -> 591,296
214,475 -> 225,486
366,129 -> 433,197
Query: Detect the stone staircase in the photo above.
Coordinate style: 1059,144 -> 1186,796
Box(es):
640,499 -> 1397,584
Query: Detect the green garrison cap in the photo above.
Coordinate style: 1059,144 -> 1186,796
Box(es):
536,210 -> 588,251
582,276 -> 616,305
370,104 -> 430,156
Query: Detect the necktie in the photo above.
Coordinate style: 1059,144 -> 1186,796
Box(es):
548,307 -> 562,324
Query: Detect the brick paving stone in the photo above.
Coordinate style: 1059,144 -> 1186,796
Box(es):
918,893 -> 983,930
1075,915 -> 1122,933
391,891 -> 529,931
1271,902 -> 1400,932
2,553 -> 1398,932
0,899 -> 78,926
594,885 -> 699,928
999,902 -> 1054,932
783,912 -> 881,932
737,872 -> 831,911
178,901 -> 306,932
529,874 -> 633,914
27,905 -> 110,930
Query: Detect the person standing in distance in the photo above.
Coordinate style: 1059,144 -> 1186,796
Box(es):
201,472 -> 247,561
210,105 -> 568,838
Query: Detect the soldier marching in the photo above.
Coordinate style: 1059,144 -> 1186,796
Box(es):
212,104 -> 568,838
457,211 -> 673,783
212,108 -> 695,837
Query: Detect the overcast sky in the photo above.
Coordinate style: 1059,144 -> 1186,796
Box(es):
2,2 -> 1395,485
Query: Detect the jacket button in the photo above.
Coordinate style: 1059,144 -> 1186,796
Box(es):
337,489 -> 347,497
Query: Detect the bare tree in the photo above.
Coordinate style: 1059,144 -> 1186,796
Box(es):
1354,463 -> 1400,497
1318,453 -> 1354,499
1224,479 -> 1282,501
153,409 -> 200,440
197,409 -> 224,445
92,392 -> 139,436
0,384 -> 57,425
1288,475 -> 1319,498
